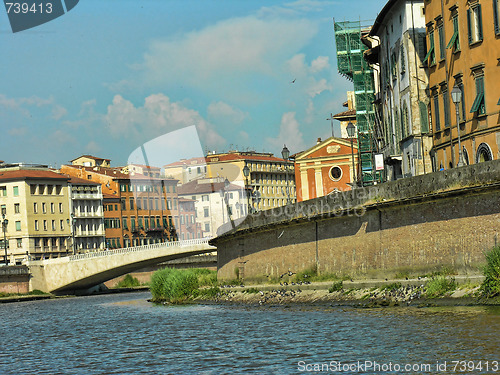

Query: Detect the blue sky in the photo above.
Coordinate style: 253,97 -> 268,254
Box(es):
1,0 -> 387,167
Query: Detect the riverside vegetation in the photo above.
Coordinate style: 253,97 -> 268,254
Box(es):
149,245 -> 500,305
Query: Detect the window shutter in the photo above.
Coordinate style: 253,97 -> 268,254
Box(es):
467,9 -> 472,44
419,101 -> 429,133
495,0 -> 500,34
477,4 -> 483,40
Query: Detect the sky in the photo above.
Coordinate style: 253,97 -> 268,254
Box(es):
1,0 -> 388,168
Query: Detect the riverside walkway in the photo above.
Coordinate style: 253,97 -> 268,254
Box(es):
27,238 -> 215,294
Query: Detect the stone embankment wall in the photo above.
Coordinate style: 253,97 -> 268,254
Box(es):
0,266 -> 30,294
213,160 -> 500,281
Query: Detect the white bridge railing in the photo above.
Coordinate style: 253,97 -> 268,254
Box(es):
68,238 -> 214,262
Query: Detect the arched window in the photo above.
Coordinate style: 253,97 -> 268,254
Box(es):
476,143 -> 493,163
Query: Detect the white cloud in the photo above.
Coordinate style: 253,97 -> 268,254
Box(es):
207,101 -> 247,125
265,112 -> 306,154
51,105 -> 67,120
8,127 -> 27,136
138,16 -> 318,99
310,56 -> 329,73
104,93 -> 225,148
85,140 -> 101,154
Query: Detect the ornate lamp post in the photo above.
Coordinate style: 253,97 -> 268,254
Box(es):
1,214 -> 8,266
347,122 -> 357,188
242,163 -> 251,214
451,85 -> 464,167
281,144 -> 291,204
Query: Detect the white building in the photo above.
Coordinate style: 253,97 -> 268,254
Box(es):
67,177 -> 106,252
178,177 -> 246,238
365,0 -> 433,180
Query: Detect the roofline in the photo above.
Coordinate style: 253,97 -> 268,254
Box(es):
369,0 -> 398,36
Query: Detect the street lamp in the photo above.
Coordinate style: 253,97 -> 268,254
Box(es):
281,144 -> 291,204
347,122 -> 357,188
451,85 -> 464,167
242,163 -> 251,214
1,214 -> 8,266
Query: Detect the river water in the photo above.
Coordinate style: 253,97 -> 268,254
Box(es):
0,291 -> 499,374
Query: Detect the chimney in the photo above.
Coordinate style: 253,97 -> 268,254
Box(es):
317,137 -> 322,144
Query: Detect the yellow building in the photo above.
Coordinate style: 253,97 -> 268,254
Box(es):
0,165 -> 72,264
424,0 -> 500,168
205,151 -> 296,211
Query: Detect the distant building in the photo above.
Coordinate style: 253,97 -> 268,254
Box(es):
424,0 -> 500,168
163,157 -> 207,184
67,176 -> 105,252
61,160 -> 180,248
365,0 -> 433,180
205,151 -> 296,211
294,137 -> 359,201
0,165 -> 72,263
177,177 -> 245,238
178,198 -> 202,240
124,164 -> 161,178
69,155 -> 111,168
332,92 -> 358,139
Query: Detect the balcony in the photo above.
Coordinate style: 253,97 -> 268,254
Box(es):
71,193 -> 102,200
74,212 -> 103,218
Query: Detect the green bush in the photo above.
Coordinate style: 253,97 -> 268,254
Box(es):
425,276 -> 456,298
328,281 -> 343,293
480,246 -> 500,298
116,274 -> 141,288
150,268 -> 218,303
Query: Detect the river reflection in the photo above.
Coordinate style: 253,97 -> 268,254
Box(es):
0,292 -> 498,374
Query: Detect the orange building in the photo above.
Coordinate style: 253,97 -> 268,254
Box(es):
294,137 -> 359,201
424,0 -> 500,168
61,160 -> 180,248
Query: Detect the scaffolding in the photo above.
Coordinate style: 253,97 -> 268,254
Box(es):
334,20 -> 381,185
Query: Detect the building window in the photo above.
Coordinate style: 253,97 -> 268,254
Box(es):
35,220 -> 39,231
476,142 -> 493,162
122,217 -> 128,229
202,195 -> 209,202
467,4 -> 483,44
442,87 -> 451,128
457,81 -> 466,122
52,220 -> 56,231
433,92 -> 441,131
400,44 -> 406,73
87,175 -> 92,180
13,186 -> 19,196
438,23 -> 445,60
329,166 -> 343,181
129,197 -> 134,210
14,203 -> 20,214
60,220 -> 64,230
204,223 -> 210,232
120,184 -> 126,192
15,221 -> 21,231
0,186 -> 6,196
470,75 -> 485,115
131,217 -> 136,230
424,29 -> 436,66
447,16 -> 460,51
121,198 -> 126,210
402,103 -> 410,138
16,238 -> 22,248
51,202 -> 55,214
494,0 -> 500,34
43,220 -> 47,231
59,203 -> 63,213
42,202 -> 46,213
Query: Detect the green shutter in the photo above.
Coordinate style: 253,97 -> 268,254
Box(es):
495,0 -> 500,34
446,31 -> 458,49
423,44 -> 434,63
470,92 -> 484,112
497,97 -> 500,105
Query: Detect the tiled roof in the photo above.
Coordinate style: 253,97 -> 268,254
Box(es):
206,153 -> 287,163
332,109 -> 356,119
164,157 -> 207,168
65,175 -> 101,185
70,155 -> 111,162
0,169 -> 69,182
178,179 -> 241,195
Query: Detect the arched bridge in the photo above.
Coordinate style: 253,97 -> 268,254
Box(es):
27,238 -> 216,294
